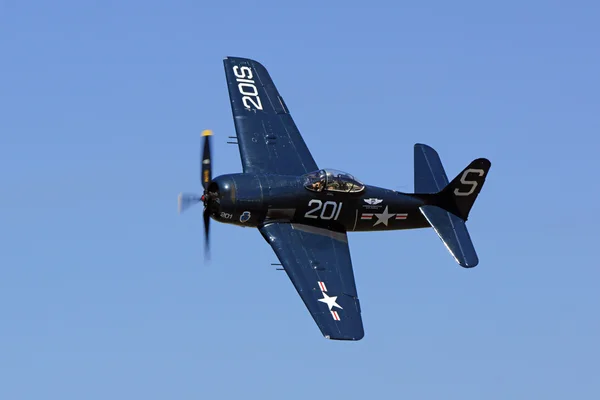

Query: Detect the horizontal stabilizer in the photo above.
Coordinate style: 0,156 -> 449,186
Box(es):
414,143 -> 449,193
420,205 -> 479,268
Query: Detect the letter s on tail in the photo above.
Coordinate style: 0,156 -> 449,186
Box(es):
441,158 -> 491,221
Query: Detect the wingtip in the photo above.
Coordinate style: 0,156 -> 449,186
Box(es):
324,335 -> 364,341
223,56 -> 266,69
323,330 -> 365,341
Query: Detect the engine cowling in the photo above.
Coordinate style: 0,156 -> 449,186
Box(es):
208,174 -> 265,227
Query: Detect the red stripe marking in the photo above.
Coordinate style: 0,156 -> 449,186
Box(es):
331,311 -> 340,321
318,281 -> 327,292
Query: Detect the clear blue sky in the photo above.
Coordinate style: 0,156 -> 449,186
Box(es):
1,1 -> 599,398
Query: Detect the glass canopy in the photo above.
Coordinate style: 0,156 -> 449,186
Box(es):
303,169 -> 365,193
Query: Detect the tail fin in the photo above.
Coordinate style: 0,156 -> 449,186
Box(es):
439,158 -> 491,221
414,144 -> 491,268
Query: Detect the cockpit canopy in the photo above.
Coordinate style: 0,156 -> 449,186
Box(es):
303,169 -> 365,193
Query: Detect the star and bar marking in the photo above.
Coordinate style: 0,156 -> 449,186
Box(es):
360,206 -> 408,226
317,281 -> 342,321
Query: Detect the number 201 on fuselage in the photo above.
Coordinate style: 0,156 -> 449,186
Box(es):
304,200 -> 343,220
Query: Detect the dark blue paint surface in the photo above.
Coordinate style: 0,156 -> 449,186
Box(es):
194,56 -> 491,340
223,57 -> 318,175
259,223 -> 363,340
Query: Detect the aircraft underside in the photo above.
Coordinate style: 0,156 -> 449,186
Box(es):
178,56 -> 491,340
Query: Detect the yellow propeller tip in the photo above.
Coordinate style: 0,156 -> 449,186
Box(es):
201,129 -> 213,137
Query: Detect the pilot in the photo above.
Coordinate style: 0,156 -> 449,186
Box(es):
312,180 -> 323,191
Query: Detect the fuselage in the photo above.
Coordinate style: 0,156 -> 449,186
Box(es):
206,173 -> 430,232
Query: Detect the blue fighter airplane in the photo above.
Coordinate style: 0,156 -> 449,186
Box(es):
178,57 -> 491,341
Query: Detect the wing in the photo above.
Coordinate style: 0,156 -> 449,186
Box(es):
223,56 -> 318,176
259,223 -> 364,340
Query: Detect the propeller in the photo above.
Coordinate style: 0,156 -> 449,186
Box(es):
178,129 -> 214,260
200,129 -> 212,258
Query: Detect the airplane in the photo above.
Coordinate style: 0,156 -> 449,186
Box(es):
178,56 -> 491,341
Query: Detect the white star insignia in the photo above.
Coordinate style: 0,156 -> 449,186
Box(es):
373,205 -> 396,226
318,292 -> 343,311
